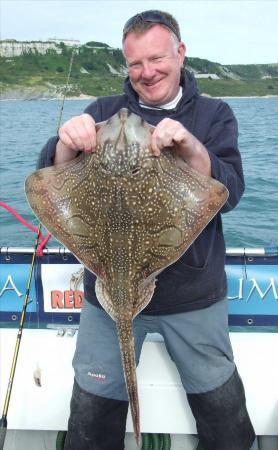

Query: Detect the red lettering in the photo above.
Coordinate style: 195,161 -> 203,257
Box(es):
64,290 -> 74,308
51,291 -> 64,308
51,290 -> 84,309
74,290 -> 84,308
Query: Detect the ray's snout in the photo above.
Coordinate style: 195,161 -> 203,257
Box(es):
97,109 -> 152,176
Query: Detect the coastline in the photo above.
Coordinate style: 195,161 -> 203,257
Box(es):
1,93 -> 277,101
1,84 -> 278,101
0,84 -> 96,101
0,91 -> 95,101
215,95 -> 278,99
0,95 -> 95,101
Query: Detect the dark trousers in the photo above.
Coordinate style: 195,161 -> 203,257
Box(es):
64,369 -> 255,450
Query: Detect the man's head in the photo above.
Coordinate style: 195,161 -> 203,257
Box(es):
122,10 -> 186,107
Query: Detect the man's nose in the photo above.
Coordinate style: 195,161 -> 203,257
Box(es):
141,62 -> 156,79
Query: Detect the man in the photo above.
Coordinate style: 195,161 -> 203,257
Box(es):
38,10 -> 257,450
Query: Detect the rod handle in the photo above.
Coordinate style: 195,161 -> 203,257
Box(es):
0,417 -> 7,450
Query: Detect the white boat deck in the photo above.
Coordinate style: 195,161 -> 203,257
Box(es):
1,328 -> 278,449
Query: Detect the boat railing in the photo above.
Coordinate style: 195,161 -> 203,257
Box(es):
1,246 -> 278,256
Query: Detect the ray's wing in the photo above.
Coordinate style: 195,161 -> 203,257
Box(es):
25,152 -> 106,279
138,151 -> 229,279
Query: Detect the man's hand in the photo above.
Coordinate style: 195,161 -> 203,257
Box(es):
151,118 -> 211,176
55,114 -> 96,165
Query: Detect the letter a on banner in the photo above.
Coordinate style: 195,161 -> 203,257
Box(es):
0,275 -> 23,298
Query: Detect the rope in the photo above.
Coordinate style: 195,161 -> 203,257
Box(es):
141,433 -> 171,449
0,200 -> 52,255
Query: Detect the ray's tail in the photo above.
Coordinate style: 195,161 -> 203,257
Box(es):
116,319 -> 140,447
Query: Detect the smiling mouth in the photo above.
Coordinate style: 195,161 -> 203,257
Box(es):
143,79 -> 162,88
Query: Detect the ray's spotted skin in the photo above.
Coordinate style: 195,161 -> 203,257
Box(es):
25,108 -> 228,446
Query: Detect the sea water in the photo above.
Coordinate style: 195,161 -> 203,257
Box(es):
0,97 -> 277,248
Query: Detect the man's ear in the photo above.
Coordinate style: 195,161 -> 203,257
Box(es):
178,42 -> 186,65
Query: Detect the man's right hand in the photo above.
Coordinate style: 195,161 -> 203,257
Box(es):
55,113 -> 96,165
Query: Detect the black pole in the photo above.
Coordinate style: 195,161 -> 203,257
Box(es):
0,418 -> 7,450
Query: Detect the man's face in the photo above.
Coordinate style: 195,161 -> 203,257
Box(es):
123,25 -> 186,106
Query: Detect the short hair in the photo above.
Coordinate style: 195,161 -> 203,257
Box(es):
122,10 -> 181,43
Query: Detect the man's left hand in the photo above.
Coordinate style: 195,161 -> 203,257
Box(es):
151,118 -> 211,176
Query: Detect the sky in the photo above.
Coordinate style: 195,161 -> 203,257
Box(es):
1,0 -> 278,65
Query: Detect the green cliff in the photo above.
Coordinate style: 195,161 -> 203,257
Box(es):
1,40 -> 277,99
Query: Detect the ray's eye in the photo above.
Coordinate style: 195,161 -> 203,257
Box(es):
131,167 -> 141,175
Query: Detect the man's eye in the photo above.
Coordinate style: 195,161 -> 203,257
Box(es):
128,62 -> 141,69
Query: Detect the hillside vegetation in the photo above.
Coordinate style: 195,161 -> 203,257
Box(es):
1,41 -> 278,99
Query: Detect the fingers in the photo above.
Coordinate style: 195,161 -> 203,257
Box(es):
59,113 -> 96,153
82,114 -> 97,151
151,118 -> 187,156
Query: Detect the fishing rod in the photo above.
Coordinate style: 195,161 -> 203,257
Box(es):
0,45 -> 77,450
56,46 -> 76,133
0,224 -> 42,450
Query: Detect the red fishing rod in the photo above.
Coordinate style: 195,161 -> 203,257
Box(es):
0,45 -> 77,450
0,224 -> 42,449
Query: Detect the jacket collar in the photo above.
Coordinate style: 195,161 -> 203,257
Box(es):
123,69 -> 198,116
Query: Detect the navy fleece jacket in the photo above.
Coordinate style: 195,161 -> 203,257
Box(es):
37,70 -> 244,314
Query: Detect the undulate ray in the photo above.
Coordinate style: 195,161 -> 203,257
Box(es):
25,108 -> 229,445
